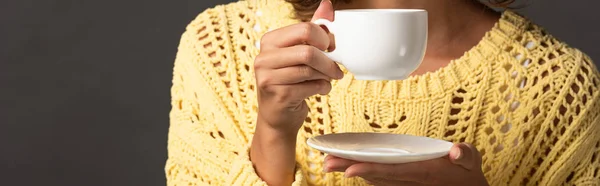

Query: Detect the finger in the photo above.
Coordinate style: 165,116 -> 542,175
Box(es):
324,156 -> 361,172
311,0 -> 336,52
344,162 -> 430,182
311,0 -> 335,22
255,45 -> 343,79
449,143 -> 482,170
324,154 -> 337,162
267,65 -> 331,84
260,22 -> 330,51
327,32 -> 336,52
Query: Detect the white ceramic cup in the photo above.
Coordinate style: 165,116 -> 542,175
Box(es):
313,9 -> 428,80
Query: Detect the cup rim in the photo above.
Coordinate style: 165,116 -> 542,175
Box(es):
335,9 -> 426,13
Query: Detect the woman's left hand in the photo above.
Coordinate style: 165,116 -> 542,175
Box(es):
324,143 -> 489,186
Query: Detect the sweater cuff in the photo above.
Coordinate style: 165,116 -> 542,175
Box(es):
225,145 -> 307,186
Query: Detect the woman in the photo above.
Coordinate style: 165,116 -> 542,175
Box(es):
165,0 -> 600,185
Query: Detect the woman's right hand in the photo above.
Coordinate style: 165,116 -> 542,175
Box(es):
250,1 -> 340,185
254,2 -> 342,135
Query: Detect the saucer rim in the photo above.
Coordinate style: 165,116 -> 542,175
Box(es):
306,132 -> 453,157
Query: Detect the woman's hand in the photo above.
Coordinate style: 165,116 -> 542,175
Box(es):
324,143 -> 489,186
251,1 -> 340,185
254,0 -> 341,134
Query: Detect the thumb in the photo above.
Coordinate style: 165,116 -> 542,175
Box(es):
311,0 -> 335,22
449,143 -> 482,170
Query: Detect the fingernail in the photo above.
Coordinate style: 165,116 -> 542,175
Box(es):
452,146 -> 462,160
336,70 -> 344,79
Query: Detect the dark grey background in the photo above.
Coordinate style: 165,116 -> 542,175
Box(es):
1,0 -> 598,186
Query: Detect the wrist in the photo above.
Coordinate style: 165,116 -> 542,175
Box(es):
251,120 -> 299,185
255,116 -> 301,139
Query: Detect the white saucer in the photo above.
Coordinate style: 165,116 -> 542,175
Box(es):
306,133 -> 453,164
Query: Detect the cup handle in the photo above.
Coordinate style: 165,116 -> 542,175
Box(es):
312,19 -> 343,65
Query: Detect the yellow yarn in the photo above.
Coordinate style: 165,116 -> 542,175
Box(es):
165,0 -> 600,185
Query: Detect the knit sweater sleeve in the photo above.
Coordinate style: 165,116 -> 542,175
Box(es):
165,5 -> 307,186
528,52 -> 600,185
552,54 -> 600,185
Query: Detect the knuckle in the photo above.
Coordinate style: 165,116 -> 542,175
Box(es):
253,54 -> 266,69
298,22 -> 314,43
259,32 -> 272,47
297,66 -> 314,78
256,75 -> 272,88
298,46 -> 316,65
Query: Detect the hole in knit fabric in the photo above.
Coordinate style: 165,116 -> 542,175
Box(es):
541,70 -> 549,78
499,84 -> 509,93
489,136 -> 497,144
559,105 -> 567,114
198,26 -> 207,34
500,123 -> 511,133
370,123 -> 382,129
542,85 -> 550,92
176,100 -> 182,110
515,53 -> 523,60
548,53 -> 556,60
525,41 -> 535,49
399,115 -> 407,122
566,94 -> 574,104
572,83 -> 581,93
512,71 -> 518,79
551,65 -> 561,72
485,127 -> 493,135
510,102 -> 520,111
450,108 -> 461,115
503,63 -> 513,71
539,59 -> 546,65
304,126 -> 312,134
565,172 -> 575,183
494,144 -> 504,153
199,34 -> 209,41
505,93 -> 513,102
492,106 -> 500,114
515,35 -> 523,41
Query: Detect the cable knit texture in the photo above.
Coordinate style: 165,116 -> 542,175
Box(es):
165,0 -> 600,185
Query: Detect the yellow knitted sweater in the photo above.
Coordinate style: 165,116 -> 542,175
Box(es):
165,0 -> 600,185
